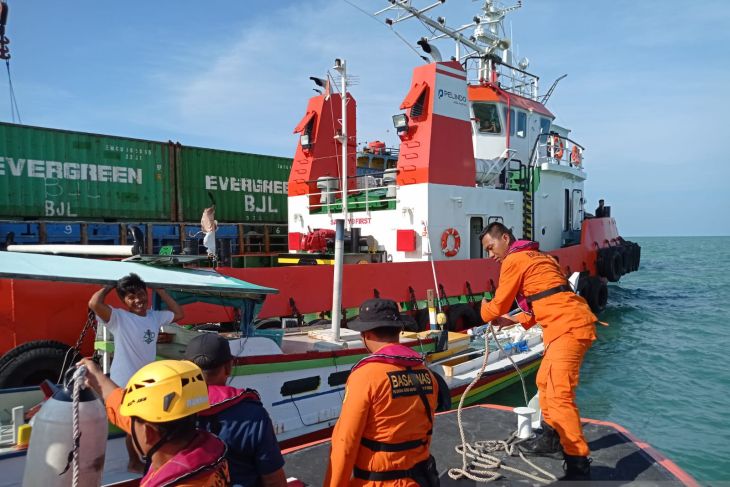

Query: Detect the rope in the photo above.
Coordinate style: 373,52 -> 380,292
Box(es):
71,365 -> 86,487
5,59 -> 20,123
446,324 -> 556,483
59,365 -> 87,486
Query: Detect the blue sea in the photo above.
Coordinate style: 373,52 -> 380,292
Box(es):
490,237 -> 730,484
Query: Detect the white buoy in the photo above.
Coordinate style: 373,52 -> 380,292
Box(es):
22,380 -> 107,487
514,406 -> 536,439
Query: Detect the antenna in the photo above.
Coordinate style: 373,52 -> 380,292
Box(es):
372,0 -> 537,98
540,74 -> 567,105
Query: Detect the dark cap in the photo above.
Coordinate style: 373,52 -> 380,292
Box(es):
184,333 -> 233,370
347,298 -> 413,332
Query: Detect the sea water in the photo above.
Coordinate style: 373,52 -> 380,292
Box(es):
489,237 -> 730,483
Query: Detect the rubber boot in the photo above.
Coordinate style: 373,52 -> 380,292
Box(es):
560,454 -> 591,481
518,421 -> 563,458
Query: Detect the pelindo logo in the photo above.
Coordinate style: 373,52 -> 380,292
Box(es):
437,89 -> 467,103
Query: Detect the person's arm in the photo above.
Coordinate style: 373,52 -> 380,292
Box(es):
78,357 -> 119,401
253,412 -> 287,487
324,371 -> 370,487
88,286 -> 114,322
260,468 -> 287,487
155,288 -> 184,322
77,358 -> 131,433
481,257 -> 522,323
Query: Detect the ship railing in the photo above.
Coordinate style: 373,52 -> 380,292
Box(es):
532,133 -> 585,169
467,60 -> 539,101
306,170 -> 399,214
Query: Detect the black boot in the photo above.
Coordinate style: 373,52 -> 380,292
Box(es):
518,422 -> 563,458
561,454 -> 591,481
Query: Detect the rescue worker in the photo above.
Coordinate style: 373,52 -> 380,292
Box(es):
78,358 -> 230,486
479,222 -> 596,480
324,298 -> 441,487
184,333 -> 287,487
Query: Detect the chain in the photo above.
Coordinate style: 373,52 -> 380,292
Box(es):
58,309 -> 99,383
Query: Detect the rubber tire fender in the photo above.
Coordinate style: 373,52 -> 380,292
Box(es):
597,280 -> 609,311
581,277 -> 606,314
605,249 -> 624,282
0,340 -> 76,388
446,304 -> 481,332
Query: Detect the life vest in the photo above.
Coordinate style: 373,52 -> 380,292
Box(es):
351,345 -> 439,485
141,431 -> 229,487
506,240 -> 570,315
199,385 -> 262,417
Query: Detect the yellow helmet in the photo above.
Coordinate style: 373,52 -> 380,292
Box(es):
120,360 -> 209,423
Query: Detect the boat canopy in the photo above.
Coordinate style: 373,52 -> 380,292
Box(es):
0,251 -> 278,307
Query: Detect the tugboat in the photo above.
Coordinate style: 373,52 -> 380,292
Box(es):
222,0 -> 639,324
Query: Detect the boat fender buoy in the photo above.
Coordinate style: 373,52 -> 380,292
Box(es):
441,228 -> 461,257
22,376 -> 107,487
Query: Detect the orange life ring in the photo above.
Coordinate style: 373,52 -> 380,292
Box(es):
570,145 -> 582,165
441,228 -> 461,257
550,135 -> 564,160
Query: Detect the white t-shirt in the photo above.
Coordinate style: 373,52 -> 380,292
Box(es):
99,308 -> 174,386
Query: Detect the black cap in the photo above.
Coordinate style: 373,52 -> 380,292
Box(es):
348,298 -> 413,332
184,333 -> 233,370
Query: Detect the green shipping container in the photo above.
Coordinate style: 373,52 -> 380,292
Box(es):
0,122 -> 173,220
176,146 -> 292,223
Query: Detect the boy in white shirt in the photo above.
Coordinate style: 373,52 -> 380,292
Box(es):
88,272 -> 184,472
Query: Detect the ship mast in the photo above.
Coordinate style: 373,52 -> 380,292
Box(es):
375,0 -> 538,99
331,58 -> 348,342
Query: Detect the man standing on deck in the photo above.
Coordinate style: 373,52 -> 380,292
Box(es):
184,333 -> 287,487
479,222 -> 596,481
324,298 -> 442,487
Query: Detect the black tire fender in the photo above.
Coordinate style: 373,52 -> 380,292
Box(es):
446,304 -> 481,332
0,340 -> 76,388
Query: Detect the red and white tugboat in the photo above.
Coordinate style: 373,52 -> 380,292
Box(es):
225,0 -> 639,325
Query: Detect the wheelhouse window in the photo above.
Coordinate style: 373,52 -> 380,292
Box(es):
539,117 -> 551,135
473,103 -> 502,134
502,107 -> 516,136
517,111 -> 527,138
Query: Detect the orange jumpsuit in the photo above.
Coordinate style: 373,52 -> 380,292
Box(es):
324,349 -> 439,487
105,388 -> 230,487
480,247 -> 597,457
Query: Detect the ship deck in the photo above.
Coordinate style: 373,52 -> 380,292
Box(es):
282,404 -> 698,486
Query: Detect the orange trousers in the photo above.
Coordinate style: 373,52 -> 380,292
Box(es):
536,331 -> 592,456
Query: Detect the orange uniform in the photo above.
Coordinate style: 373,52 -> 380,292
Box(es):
480,244 -> 597,457
106,388 -> 230,487
324,345 -> 439,487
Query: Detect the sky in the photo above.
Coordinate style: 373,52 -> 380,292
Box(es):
2,0 -> 729,236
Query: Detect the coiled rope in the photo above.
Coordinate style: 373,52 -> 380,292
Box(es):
446,325 -> 556,483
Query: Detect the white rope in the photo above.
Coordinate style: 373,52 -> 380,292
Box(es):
71,365 -> 87,487
446,325 -> 556,483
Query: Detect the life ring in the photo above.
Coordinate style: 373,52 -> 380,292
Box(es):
570,145 -> 582,165
550,135 -> 564,159
441,228 -> 461,257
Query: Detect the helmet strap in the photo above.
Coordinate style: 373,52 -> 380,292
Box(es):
131,417 -> 178,475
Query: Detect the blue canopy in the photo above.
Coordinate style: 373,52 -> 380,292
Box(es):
0,251 -> 278,303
